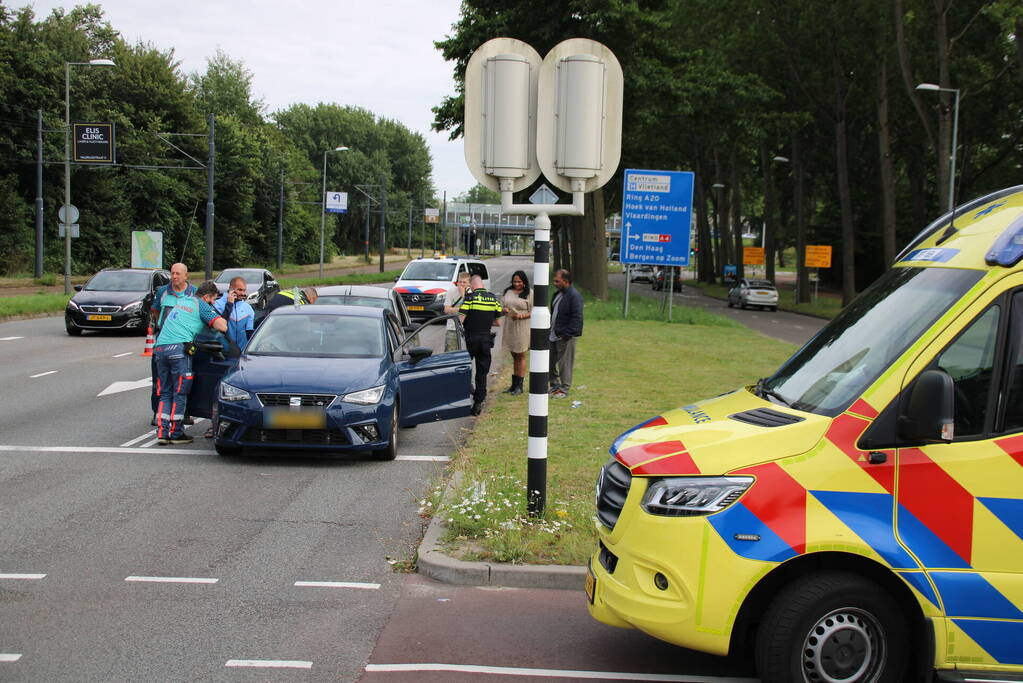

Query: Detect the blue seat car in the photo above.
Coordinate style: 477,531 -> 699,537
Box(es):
188,305 -> 472,459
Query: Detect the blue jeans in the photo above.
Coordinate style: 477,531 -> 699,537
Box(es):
154,344 -> 193,439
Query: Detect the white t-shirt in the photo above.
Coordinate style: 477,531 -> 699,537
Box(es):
444,287 -> 466,330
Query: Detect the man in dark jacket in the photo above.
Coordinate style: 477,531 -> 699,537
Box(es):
549,269 -> 583,398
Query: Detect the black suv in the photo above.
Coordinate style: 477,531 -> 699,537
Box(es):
65,268 -> 170,335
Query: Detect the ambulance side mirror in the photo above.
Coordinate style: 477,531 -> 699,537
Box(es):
898,369 -> 955,444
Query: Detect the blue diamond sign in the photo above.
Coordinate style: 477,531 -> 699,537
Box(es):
619,169 -> 694,266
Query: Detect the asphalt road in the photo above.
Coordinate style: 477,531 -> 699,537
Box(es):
1,257 -> 822,681
0,257 -> 525,682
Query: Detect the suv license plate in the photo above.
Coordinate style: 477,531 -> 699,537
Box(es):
87,314 -> 112,321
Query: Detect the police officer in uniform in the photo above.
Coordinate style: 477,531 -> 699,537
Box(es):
459,275 -> 503,415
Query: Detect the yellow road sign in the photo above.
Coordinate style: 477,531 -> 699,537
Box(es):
805,245 -> 832,268
743,247 -> 764,265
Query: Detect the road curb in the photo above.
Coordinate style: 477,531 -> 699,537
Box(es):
417,492 -> 587,590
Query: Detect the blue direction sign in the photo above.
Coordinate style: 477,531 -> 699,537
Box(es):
619,169 -> 694,266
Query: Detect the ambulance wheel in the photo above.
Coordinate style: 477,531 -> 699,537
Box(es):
755,572 -> 906,683
375,402 -> 399,461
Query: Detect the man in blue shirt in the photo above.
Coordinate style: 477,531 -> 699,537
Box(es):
214,275 -> 255,351
149,262 -> 195,425
154,281 -> 227,445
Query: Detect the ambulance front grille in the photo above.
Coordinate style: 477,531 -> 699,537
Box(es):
596,459 -> 631,530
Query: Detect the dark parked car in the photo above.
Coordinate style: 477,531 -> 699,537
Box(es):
214,268 -> 279,308
651,267 -> 684,291
65,268 -> 170,336
314,285 -> 415,331
187,306 -> 472,459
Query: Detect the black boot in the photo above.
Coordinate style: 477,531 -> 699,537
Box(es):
503,377 -> 517,394
509,375 -> 524,395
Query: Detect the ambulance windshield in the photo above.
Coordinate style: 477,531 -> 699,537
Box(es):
762,266 -> 983,416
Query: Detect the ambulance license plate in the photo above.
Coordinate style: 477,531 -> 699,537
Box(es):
585,567 -> 596,604
264,407 -> 326,429
87,314 -> 112,321
407,305 -> 424,311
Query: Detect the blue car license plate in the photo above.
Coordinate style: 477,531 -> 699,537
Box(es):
264,407 -> 326,429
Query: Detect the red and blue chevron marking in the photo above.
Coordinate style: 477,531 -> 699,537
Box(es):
394,286 -> 446,295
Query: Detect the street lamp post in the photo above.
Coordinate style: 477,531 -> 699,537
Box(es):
319,146 -> 348,279
916,83 -> 960,213
64,58 -> 115,294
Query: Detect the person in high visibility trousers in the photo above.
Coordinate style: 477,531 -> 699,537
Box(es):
153,281 -> 227,445
149,262 -> 195,425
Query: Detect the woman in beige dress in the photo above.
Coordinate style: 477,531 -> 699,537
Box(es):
500,270 -> 532,395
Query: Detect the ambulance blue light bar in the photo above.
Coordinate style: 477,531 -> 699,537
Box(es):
985,212 -> 1023,267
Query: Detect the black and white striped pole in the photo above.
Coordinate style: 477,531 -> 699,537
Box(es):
463,37 -> 622,517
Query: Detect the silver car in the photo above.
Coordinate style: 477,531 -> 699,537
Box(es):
727,278 -> 778,311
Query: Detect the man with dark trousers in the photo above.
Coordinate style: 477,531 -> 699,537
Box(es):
459,274 -> 503,415
549,268 -> 584,398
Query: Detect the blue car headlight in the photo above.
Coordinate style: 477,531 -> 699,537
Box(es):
342,385 -> 385,405
219,382 -> 251,402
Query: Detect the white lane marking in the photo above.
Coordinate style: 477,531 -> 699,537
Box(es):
0,445 -> 198,455
294,581 -> 380,590
112,351 -> 134,358
364,663 -> 757,681
0,654 -> 22,662
29,371 -> 57,378
226,660 -> 312,669
97,377 -> 152,397
125,576 -> 218,584
0,444 -> 442,458
0,336 -> 24,341
0,574 -> 46,580
121,431 -> 156,448
139,438 -> 161,448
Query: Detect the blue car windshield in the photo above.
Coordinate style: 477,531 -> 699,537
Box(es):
246,314 -> 384,357
763,266 -> 983,416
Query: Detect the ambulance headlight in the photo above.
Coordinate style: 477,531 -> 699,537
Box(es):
641,476 -> 753,517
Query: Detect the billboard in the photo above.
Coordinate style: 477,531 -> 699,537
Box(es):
73,123 -> 115,163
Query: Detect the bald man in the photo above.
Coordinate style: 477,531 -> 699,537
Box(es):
149,262 -> 196,424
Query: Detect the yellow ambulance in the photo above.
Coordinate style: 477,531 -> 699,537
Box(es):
587,186 -> 1023,683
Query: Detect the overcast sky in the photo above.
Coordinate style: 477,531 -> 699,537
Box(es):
18,0 -> 478,199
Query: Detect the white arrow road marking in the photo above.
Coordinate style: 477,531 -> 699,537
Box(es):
0,654 -> 22,662
98,377 -> 152,397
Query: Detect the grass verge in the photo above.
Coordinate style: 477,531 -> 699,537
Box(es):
0,293 -> 72,319
434,296 -> 797,566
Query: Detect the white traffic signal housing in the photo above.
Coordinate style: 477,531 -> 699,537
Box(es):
463,38 -> 542,193
536,39 -> 623,194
